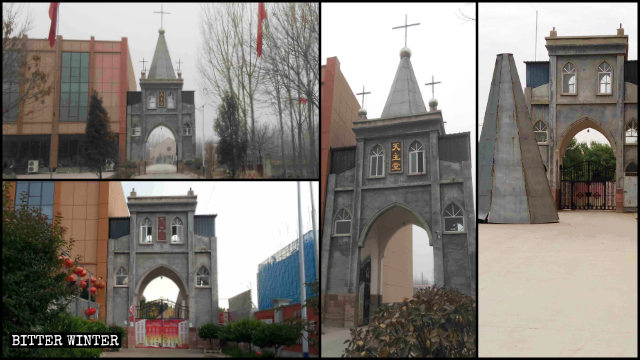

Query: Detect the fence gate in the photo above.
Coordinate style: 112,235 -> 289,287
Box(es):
560,161 -> 616,210
135,299 -> 189,348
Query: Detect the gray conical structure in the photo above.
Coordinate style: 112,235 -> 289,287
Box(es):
478,54 -> 558,223
380,48 -> 427,118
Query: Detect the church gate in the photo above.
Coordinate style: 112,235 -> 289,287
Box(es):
560,161 -> 616,210
106,188 -> 218,348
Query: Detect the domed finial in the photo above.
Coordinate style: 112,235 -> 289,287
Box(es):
400,47 -> 412,58
358,108 -> 368,120
429,98 -> 438,112
159,28 -> 165,35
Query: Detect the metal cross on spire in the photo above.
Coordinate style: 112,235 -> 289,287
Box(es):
140,58 -> 147,72
425,75 -> 442,99
176,58 -> 182,72
392,14 -> 420,48
154,4 -> 171,29
356,85 -> 371,108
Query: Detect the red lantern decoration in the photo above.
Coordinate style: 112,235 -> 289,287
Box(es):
89,275 -> 97,283
64,258 -> 74,268
74,267 -> 84,275
67,274 -> 77,282
79,280 -> 87,288
96,279 -> 106,289
85,307 -> 96,316
90,286 -> 97,294
80,269 -> 87,277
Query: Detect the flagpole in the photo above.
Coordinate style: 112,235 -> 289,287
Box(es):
297,182 -> 309,357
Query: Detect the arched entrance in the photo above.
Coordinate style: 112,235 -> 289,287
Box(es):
133,265 -> 190,348
356,203 -> 435,325
145,125 -> 177,174
556,118 -> 617,210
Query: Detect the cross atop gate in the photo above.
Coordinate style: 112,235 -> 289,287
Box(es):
154,4 -> 171,29
356,85 -> 371,109
392,14 -> 421,48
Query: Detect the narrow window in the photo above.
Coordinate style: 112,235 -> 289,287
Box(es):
196,266 -> 210,286
116,267 -> 128,285
370,145 -> 384,177
562,62 -> 576,94
625,119 -> 637,144
171,217 -> 183,243
147,94 -> 156,109
409,141 -> 425,174
443,203 -> 464,232
167,92 -> 176,109
533,121 -> 548,143
140,218 -> 152,243
183,115 -> 192,136
597,62 -> 612,95
132,116 -> 141,136
334,208 -> 352,235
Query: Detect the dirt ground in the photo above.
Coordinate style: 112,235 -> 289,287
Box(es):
479,210 -> 637,357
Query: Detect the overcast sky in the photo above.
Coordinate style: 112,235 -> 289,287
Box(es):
479,3 -> 638,145
322,2 -> 475,284
22,2 -> 279,148
119,181 -> 319,310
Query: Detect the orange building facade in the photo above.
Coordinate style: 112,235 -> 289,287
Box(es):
7,181 -> 128,321
2,35 -> 137,174
320,57 -> 360,225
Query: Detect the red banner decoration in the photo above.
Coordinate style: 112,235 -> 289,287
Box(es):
129,305 -> 135,323
48,3 -> 59,48
257,3 -> 267,57
158,216 -> 166,241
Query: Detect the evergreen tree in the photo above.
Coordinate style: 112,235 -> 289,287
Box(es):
82,90 -> 116,178
214,91 -> 248,178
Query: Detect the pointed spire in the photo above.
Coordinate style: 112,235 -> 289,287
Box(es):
148,28 -> 176,80
478,54 -> 558,224
380,48 -> 426,118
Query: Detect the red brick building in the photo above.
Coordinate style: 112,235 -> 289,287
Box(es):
254,303 -> 318,355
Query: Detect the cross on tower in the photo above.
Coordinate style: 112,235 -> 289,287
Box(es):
392,14 -> 420,48
425,75 -> 442,99
176,58 -> 183,72
140,58 -> 147,73
356,85 -> 371,109
154,4 -> 171,29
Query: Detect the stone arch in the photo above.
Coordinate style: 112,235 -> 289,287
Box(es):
557,116 -> 617,159
358,202 -> 433,247
144,123 -> 179,161
134,264 -> 189,310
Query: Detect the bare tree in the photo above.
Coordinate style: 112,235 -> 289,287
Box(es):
2,3 -> 52,122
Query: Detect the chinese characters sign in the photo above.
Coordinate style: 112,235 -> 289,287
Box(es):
390,142 -> 402,173
158,90 -> 165,107
158,216 -> 166,241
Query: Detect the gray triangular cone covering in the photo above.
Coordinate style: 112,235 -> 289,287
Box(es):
148,30 -> 176,80
380,54 -> 426,118
478,54 -> 558,223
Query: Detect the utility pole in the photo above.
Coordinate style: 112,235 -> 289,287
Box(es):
309,182 -> 318,277
297,182 -> 309,357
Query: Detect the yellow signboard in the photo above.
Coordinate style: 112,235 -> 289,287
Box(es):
390,142 -> 402,173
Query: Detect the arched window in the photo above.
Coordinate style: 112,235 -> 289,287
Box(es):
196,266 -> 210,287
334,208 -> 352,236
171,217 -> 183,243
443,203 -> 464,232
533,120 -> 548,143
183,122 -> 191,136
140,218 -> 152,243
597,62 -> 612,95
625,119 -> 637,144
147,93 -> 156,109
370,145 -> 384,177
116,266 -> 128,286
562,62 -> 576,94
409,141 -> 425,174
625,162 -> 637,176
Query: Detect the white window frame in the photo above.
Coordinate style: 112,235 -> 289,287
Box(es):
596,62 -> 613,95
333,208 -> 352,236
140,218 -> 153,244
183,122 -> 192,136
147,94 -> 157,109
196,266 -> 210,287
369,145 -> 385,178
562,62 -> 577,95
115,266 -> 128,287
443,203 -> 465,234
167,91 -> 176,109
171,217 -> 183,244
533,120 -> 548,144
408,141 -> 426,175
624,119 -> 637,144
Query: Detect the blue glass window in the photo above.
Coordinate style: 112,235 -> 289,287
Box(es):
15,181 -> 55,223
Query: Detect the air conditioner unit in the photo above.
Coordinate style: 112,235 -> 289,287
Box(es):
27,160 -> 39,173
105,159 -> 115,171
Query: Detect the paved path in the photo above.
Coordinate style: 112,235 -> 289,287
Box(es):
101,348 -> 225,358
321,326 -> 358,357
134,164 -> 200,179
479,210 -> 637,357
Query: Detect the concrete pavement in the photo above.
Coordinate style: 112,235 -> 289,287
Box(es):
479,210 -> 637,357
320,326 -> 359,358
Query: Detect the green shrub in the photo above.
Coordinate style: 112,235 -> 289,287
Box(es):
198,322 -> 220,348
25,312 -> 107,358
124,160 -> 137,169
184,159 -> 194,166
194,158 -> 202,170
344,286 -> 476,357
108,324 -> 127,350
219,318 -> 264,344
251,323 -> 299,356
